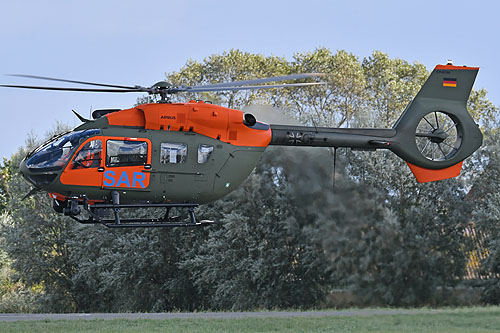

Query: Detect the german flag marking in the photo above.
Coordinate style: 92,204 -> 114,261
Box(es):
443,78 -> 457,87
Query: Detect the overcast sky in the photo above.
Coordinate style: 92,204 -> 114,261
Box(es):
1,0 -> 498,161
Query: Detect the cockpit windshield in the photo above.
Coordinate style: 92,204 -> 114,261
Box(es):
26,129 -> 100,172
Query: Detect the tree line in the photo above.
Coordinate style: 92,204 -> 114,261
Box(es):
0,48 -> 499,312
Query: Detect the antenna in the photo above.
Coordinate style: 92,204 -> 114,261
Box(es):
333,147 -> 337,189
311,118 -> 319,133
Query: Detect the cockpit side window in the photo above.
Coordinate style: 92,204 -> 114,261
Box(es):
26,129 -> 100,172
106,140 -> 148,167
71,139 -> 102,169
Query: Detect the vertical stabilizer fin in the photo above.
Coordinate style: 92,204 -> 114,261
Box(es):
389,64 -> 482,180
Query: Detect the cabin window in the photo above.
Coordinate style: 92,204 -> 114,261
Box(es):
197,144 -> 213,164
106,140 -> 148,167
72,139 -> 102,169
160,143 -> 187,164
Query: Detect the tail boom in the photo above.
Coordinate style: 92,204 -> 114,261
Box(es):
267,64 -> 482,183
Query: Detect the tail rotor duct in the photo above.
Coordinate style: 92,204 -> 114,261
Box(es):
415,111 -> 462,161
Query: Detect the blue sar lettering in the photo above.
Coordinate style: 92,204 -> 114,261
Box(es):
103,170 -> 116,186
132,172 -> 146,188
102,171 -> 147,188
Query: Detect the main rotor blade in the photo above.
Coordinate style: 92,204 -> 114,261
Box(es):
7,74 -> 140,90
189,73 -> 326,89
184,81 -> 326,93
0,84 -> 147,93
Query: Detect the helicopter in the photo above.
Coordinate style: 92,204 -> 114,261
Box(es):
1,63 -> 482,228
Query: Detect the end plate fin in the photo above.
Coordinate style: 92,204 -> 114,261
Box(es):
407,161 -> 463,183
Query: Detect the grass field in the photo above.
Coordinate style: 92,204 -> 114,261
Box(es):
1,307 -> 500,332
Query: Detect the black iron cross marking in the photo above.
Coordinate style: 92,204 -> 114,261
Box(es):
288,132 -> 302,145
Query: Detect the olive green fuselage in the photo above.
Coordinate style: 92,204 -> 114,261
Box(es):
19,103 -> 268,205
47,127 -> 265,204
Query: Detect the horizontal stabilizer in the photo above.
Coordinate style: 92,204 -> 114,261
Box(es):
407,161 -> 463,183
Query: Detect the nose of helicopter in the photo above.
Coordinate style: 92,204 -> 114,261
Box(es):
19,158 -> 35,186
19,158 -> 27,176
19,157 -> 59,189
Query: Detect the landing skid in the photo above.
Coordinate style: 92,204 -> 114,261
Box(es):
68,192 -> 215,228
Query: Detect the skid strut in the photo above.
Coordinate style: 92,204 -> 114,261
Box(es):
69,191 -> 214,228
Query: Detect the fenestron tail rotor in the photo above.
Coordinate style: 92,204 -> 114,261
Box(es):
1,73 -> 327,102
415,111 -> 462,161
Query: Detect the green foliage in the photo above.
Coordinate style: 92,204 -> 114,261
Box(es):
317,169 -> 472,306
0,158 -> 13,214
362,51 -> 428,127
467,88 -> 499,131
1,142 -> 79,311
167,49 -> 291,108
466,129 -> 500,302
68,226 -> 207,312
182,149 -> 331,310
289,48 -> 367,127
0,260 -> 44,313
472,192 -> 500,303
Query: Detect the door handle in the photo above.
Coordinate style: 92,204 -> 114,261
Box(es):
97,167 -> 105,172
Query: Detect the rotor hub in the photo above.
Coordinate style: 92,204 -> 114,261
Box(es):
429,128 -> 448,143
